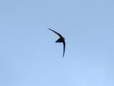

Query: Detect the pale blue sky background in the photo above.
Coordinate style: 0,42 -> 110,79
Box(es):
0,0 -> 114,86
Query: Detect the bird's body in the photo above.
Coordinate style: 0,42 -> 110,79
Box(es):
49,28 -> 66,57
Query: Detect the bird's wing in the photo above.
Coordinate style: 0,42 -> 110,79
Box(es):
63,40 -> 65,57
49,28 -> 66,57
48,28 -> 63,38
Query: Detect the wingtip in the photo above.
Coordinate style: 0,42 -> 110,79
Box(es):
48,27 -> 53,30
48,28 -> 54,32
62,54 -> 65,58
48,27 -> 56,31
48,28 -> 51,30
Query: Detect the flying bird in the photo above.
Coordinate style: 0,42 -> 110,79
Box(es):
49,28 -> 66,57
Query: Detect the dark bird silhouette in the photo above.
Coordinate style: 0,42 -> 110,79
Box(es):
49,28 -> 66,57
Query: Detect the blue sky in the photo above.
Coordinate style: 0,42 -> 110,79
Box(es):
0,0 -> 114,86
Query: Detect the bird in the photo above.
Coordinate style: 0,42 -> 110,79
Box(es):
48,28 -> 66,57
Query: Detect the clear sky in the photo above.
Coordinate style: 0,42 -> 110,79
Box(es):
0,0 -> 114,86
